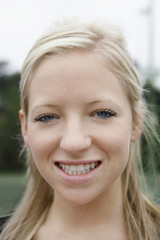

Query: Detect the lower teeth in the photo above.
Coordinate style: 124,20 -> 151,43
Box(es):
59,165 -> 97,175
64,169 -> 92,175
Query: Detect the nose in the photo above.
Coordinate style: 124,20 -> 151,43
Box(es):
60,119 -> 92,154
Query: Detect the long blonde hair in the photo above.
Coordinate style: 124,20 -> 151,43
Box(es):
1,19 -> 160,240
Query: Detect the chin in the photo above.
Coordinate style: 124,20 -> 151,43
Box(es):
55,188 -> 100,207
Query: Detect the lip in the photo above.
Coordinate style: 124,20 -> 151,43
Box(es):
54,160 -> 102,184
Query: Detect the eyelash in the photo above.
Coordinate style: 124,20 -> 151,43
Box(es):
34,110 -> 117,124
91,110 -> 117,120
34,114 -> 58,123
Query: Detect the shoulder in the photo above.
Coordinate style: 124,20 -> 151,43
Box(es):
0,215 -> 10,234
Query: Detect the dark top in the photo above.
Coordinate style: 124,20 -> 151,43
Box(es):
0,216 -> 10,234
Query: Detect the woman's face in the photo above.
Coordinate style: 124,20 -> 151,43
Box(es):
20,52 -> 140,205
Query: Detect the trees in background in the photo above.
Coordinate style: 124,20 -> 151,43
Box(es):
141,78 -> 160,172
0,63 -> 24,171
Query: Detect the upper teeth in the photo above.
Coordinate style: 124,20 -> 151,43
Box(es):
58,162 -> 99,175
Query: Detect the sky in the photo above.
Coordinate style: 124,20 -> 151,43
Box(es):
0,0 -> 160,85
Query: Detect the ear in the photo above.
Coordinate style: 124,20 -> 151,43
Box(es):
19,109 -> 29,146
131,101 -> 144,142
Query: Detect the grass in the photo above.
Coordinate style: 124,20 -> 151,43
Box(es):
0,172 -> 25,216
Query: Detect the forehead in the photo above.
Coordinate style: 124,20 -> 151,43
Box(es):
28,52 -> 129,108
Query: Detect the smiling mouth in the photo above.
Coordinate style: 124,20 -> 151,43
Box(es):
55,161 -> 101,176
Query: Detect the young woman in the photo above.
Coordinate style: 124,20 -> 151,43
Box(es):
1,19 -> 160,240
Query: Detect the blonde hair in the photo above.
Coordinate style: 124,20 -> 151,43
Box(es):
1,19 -> 160,240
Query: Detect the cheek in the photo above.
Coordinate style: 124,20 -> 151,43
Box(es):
97,126 -> 132,184
95,125 -> 132,159
27,128 -> 60,185
27,127 -> 58,163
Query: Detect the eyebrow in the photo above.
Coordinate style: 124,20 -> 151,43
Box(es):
31,98 -> 121,114
87,98 -> 119,107
30,103 -> 59,114
33,99 -> 117,107
33,103 -> 58,109
86,98 -> 122,113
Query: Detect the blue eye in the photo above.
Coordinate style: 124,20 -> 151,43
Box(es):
34,114 -> 57,123
93,110 -> 116,119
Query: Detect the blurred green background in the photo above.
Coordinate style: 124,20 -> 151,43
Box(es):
0,61 -> 160,216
